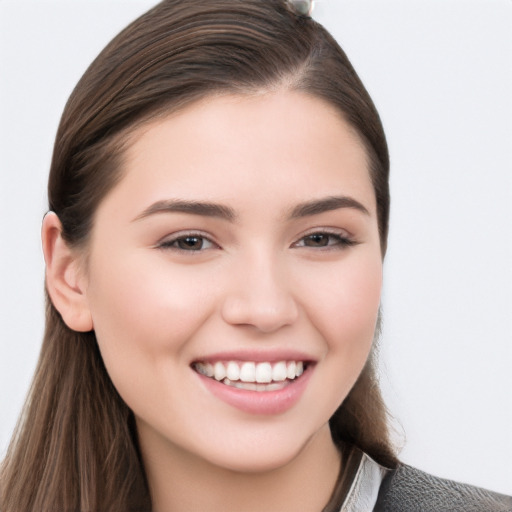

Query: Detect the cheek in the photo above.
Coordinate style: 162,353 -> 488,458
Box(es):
300,251 -> 382,368
84,252 -> 215,391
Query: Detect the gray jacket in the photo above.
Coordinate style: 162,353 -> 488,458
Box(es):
338,451 -> 512,512
374,464 -> 512,512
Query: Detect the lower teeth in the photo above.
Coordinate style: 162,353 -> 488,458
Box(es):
222,378 -> 289,392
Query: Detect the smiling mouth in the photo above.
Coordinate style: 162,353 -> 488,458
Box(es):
192,360 -> 308,392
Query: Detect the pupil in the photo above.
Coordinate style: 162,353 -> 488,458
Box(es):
307,234 -> 328,247
179,237 -> 202,250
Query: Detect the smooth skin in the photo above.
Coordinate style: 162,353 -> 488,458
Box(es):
43,90 -> 383,512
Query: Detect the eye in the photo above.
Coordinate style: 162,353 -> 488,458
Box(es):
293,231 -> 356,249
158,233 -> 216,252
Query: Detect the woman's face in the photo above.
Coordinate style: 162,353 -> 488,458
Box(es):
82,91 -> 382,472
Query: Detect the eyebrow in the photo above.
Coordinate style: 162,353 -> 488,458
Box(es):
288,195 -> 370,218
133,199 -> 237,222
133,195 -> 369,223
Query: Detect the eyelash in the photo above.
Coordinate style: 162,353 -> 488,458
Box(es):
292,231 -> 357,250
157,232 -> 217,252
157,230 -> 357,252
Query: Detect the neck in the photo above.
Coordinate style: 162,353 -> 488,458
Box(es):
139,423 -> 342,512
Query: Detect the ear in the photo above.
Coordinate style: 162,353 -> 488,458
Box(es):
42,212 -> 93,332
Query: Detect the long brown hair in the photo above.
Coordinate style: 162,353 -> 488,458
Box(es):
1,1 -> 396,510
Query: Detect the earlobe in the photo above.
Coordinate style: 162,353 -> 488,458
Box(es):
42,212 -> 93,332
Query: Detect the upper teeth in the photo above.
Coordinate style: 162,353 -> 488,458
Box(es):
194,360 -> 304,383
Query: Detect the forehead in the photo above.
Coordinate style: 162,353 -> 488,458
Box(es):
106,90 -> 376,217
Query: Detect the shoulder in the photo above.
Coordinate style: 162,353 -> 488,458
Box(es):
374,463 -> 512,512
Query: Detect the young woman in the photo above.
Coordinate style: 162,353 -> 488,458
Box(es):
1,1 -> 510,510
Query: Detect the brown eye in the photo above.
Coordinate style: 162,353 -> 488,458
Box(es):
304,234 -> 330,247
159,234 -> 215,251
294,232 -> 356,250
177,236 -> 204,250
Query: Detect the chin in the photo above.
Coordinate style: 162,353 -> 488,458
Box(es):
207,443 -> 306,474
197,423 -> 326,475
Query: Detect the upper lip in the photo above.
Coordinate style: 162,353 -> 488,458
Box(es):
191,349 -> 317,364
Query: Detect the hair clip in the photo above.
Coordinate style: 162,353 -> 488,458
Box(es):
287,0 -> 315,17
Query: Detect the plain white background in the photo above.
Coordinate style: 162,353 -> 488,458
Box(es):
1,0 -> 511,496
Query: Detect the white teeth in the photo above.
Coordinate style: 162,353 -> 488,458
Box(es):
195,363 -> 212,377
195,359 -> 308,386
214,362 -> 226,381
239,362 -> 256,382
264,382 -> 286,391
255,362 -> 272,383
233,380 -> 257,391
223,379 -> 288,392
226,361 -> 240,381
272,361 -> 287,382
286,361 -> 296,379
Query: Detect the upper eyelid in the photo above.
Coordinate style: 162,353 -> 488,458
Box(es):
295,226 -> 353,240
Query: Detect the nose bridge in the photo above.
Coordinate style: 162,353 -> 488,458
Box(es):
221,246 -> 298,333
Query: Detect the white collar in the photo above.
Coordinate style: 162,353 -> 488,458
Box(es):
339,452 -> 389,512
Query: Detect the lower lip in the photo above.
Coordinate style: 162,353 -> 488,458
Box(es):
194,365 -> 314,415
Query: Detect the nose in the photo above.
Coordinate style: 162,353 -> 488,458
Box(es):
221,253 -> 299,333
